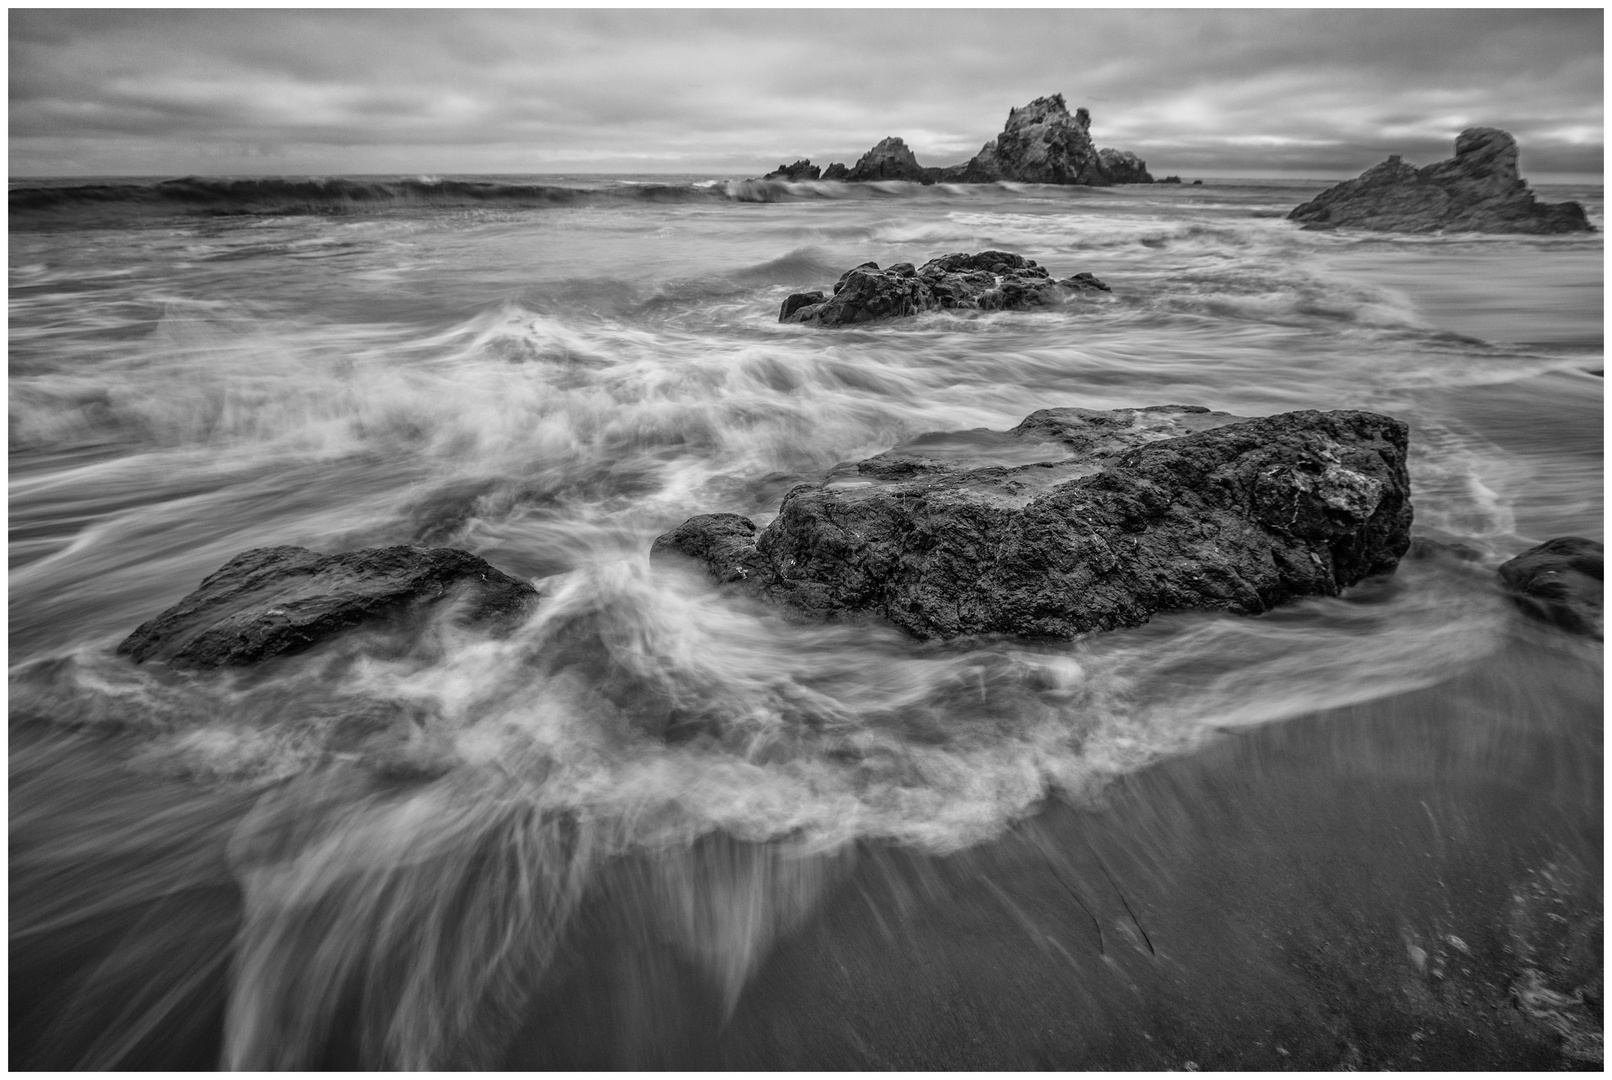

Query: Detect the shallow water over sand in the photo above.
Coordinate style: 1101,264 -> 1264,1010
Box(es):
9,175 -> 1602,1068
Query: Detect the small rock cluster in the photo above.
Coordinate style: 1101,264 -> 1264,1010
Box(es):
780,251 -> 1110,328
764,94 -> 1157,186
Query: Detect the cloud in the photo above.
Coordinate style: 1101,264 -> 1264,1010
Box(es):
9,9 -> 1602,178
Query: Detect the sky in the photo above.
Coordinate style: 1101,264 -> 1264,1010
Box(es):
8,8 -> 1604,181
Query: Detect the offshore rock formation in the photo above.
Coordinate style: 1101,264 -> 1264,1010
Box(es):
763,159 -> 820,181
945,95 -> 1107,185
117,545 -> 538,669
779,251 -> 1110,327
1288,128 -> 1593,234
830,136 -> 934,183
1497,536 -> 1603,638
653,407 -> 1413,640
797,94 -> 1156,187
1098,148 -> 1155,184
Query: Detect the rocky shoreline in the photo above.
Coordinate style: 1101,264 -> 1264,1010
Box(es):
108,240 -> 1602,664
115,415 -> 1599,669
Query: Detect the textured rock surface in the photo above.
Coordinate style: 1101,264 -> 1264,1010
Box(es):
1497,536 -> 1603,638
1098,148 -> 1155,184
1287,128 -> 1593,234
778,94 -> 1156,188
947,94 -> 1107,185
653,407 -> 1413,639
839,137 -> 934,183
763,159 -> 821,181
117,545 -> 539,669
780,251 -> 1109,327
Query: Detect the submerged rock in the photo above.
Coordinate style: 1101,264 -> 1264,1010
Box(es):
1287,128 -> 1593,234
763,159 -> 821,181
653,406 -> 1413,640
780,251 -> 1109,327
117,545 -> 538,669
1497,537 -> 1603,638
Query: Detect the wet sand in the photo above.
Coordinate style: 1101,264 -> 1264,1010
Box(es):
9,620 -> 1600,1069
506,621 -> 1602,1070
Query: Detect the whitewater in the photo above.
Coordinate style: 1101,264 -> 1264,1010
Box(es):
9,174 -> 1603,1069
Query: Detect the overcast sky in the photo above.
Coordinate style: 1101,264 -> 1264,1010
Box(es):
9,9 -> 1604,180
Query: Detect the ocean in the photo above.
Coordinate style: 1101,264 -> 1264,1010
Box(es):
9,173 -> 1604,1068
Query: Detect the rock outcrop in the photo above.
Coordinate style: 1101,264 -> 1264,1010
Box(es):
1287,128 -> 1593,234
763,159 -> 821,181
833,137 -> 935,183
1098,148 -> 1154,184
1497,536 -> 1603,638
778,94 -> 1157,187
779,251 -> 1110,327
653,407 -> 1413,640
946,95 -> 1109,185
117,545 -> 538,669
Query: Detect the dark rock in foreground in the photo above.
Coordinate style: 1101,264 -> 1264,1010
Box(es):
780,251 -> 1110,327
1287,128 -> 1593,234
763,159 -> 821,181
653,406 -> 1413,639
117,545 -> 538,669
1497,536 -> 1603,638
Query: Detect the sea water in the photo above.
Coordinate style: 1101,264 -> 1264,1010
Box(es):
9,174 -> 1603,1067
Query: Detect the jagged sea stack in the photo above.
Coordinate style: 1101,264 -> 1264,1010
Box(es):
763,159 -> 821,181
950,94 -> 1107,185
794,94 -> 1156,187
1288,127 -> 1592,233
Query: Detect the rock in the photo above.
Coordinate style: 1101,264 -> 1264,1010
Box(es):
1159,175 -> 1183,184
1056,272 -> 1112,293
780,251 -> 1109,327
1098,148 -> 1154,184
116,545 -> 539,669
770,94 -> 1152,188
763,159 -> 821,181
841,137 -> 936,183
778,290 -> 826,321
1287,128 -> 1593,234
1497,537 -> 1603,638
944,94 -> 1107,185
652,407 -> 1413,640
1192,180 -> 1203,185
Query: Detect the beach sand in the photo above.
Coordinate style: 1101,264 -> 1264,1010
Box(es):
9,621 -> 1599,1069
506,622 -> 1601,1070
